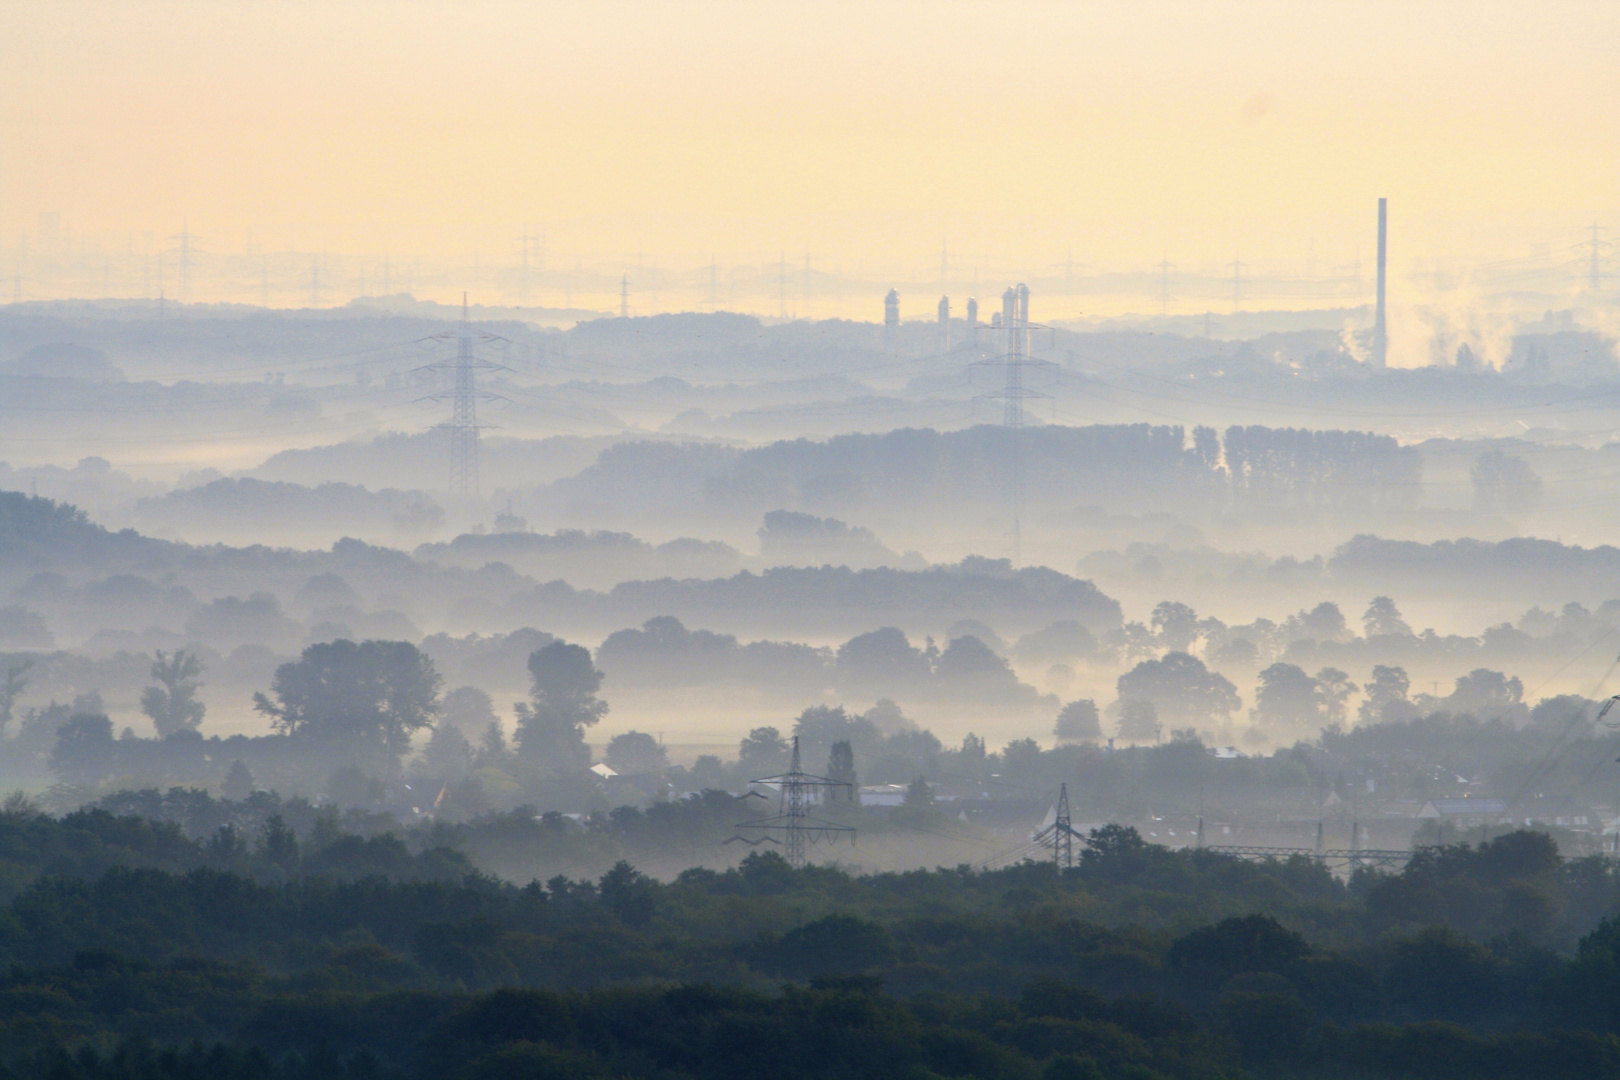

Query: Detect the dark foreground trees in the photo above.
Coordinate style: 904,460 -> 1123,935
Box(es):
0,805 -> 1612,1079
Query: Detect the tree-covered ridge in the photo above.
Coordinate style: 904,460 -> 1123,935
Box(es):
560,422 -> 1423,519
0,812 -> 1614,1077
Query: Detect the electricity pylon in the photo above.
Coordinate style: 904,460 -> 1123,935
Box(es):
416,294 -> 509,497
167,226 -> 201,304
972,283 -> 1056,566
726,736 -> 855,868
1033,783 -> 1085,869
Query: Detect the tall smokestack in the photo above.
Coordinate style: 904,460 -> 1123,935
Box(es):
1373,197 -> 1387,368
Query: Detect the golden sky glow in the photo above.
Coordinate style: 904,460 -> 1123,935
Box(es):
3,0 -> 1618,310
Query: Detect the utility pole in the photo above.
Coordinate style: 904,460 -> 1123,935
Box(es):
727,736 -> 855,869
415,293 -> 510,497
620,275 -> 629,318
972,283 -> 1055,567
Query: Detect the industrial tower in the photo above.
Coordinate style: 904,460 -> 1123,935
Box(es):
883,289 -> 900,346
168,226 -> 199,304
1372,198 -> 1388,367
972,284 -> 1055,566
726,737 -> 855,869
417,295 -> 509,497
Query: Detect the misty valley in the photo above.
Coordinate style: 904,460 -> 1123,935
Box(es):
0,291 -> 1615,1078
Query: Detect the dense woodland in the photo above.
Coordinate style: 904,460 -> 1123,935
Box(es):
0,803 -> 1615,1078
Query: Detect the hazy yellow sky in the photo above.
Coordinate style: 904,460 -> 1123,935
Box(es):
4,0 -> 1617,288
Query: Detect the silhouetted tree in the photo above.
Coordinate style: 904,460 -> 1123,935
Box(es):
221,759 -> 254,801
1284,601 -> 1350,643
1434,668 -> 1528,723
1315,667 -> 1358,726
477,720 -> 511,768
1115,697 -> 1160,743
254,639 -> 441,761
1150,601 -> 1199,652
1054,699 -> 1101,743
825,740 -> 857,801
605,731 -> 667,774
422,722 -> 475,780
441,685 -> 499,732
934,635 -> 1026,700
1253,663 -> 1320,727
904,776 -> 934,806
49,712 -> 115,783
0,659 -> 29,738
1116,651 -> 1240,727
141,648 -> 206,738
1360,664 -> 1413,724
738,726 -> 789,776
1472,449 -> 1543,513
834,627 -> 931,695
1363,595 -> 1412,637
513,641 -> 606,769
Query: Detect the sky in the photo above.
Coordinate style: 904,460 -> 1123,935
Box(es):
3,0 -> 1618,312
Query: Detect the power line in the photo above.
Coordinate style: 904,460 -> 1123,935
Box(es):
725,736 -> 855,868
1032,782 -> 1085,868
414,293 -> 510,496
971,283 -> 1056,566
1157,252 -> 1174,317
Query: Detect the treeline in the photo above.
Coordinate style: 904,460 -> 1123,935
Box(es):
0,490 -> 1126,649
412,527 -> 744,587
1331,535 -> 1620,601
0,816 -> 1617,1077
558,422 -> 1423,520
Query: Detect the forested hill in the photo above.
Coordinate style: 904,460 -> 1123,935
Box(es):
547,422 -> 1421,521
0,491 -> 172,568
0,805 -> 1618,1079
0,491 -> 1126,640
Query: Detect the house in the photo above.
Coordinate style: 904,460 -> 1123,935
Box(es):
1415,797 -> 1509,826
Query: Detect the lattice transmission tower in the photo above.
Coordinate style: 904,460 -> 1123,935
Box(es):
727,736 -> 855,868
416,294 -> 509,497
972,283 -> 1056,566
1032,783 -> 1085,869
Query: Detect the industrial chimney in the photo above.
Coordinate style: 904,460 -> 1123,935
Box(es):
1373,198 -> 1387,368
